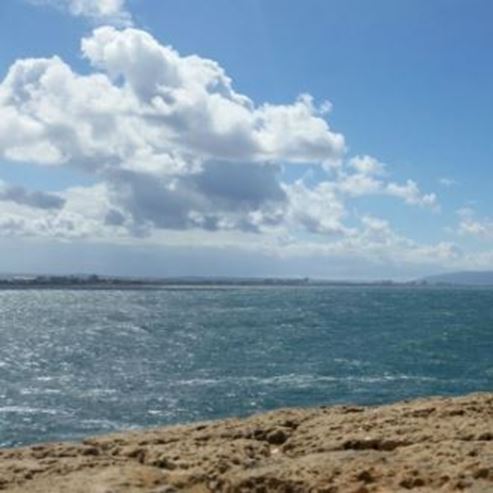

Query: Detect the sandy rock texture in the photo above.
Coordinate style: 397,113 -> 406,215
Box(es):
0,393 -> 492,492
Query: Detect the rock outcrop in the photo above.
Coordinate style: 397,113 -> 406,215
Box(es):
0,393 -> 492,492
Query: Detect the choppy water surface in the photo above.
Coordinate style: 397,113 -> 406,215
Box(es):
0,286 -> 491,447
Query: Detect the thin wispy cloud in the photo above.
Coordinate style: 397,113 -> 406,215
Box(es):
439,177 -> 457,187
29,0 -> 133,26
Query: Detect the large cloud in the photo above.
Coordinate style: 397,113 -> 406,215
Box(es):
0,27 -> 345,171
0,26 -> 440,266
81,28 -> 345,164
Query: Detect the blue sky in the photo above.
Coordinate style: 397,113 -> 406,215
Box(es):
0,0 -> 492,278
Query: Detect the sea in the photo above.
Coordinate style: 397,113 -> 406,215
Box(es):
0,285 -> 491,448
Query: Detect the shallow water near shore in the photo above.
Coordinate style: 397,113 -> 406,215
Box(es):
0,286 -> 492,448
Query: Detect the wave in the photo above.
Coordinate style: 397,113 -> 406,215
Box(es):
0,406 -> 61,415
172,373 -> 445,388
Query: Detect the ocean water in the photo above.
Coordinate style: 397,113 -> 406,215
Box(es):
0,286 -> 491,448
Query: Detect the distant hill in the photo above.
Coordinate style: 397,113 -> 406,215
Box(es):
423,271 -> 493,285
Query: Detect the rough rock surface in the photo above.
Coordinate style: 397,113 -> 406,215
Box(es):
0,393 -> 492,492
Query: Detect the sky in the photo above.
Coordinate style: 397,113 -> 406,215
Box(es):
0,0 -> 493,279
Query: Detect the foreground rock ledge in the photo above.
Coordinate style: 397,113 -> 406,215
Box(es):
1,393 -> 492,492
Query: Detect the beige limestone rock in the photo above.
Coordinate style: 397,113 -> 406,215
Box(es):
0,393 -> 492,492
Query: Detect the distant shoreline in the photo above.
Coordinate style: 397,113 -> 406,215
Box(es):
3,270 -> 493,289
0,282 -> 456,290
0,274 -> 472,290
0,281 -> 491,290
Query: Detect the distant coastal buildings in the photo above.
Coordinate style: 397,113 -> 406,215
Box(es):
0,274 -> 434,289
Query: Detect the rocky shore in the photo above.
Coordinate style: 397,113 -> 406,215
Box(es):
0,393 -> 492,492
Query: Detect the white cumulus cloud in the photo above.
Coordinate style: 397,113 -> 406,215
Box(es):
0,25 -> 443,268
0,27 -> 346,172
